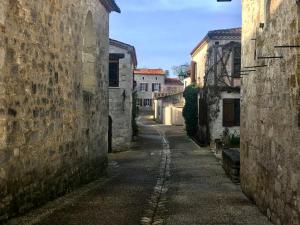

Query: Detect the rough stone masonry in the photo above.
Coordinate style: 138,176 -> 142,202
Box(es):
0,0 -> 119,221
241,0 -> 300,224
109,39 -> 137,151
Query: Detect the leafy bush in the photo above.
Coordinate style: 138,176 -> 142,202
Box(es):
229,135 -> 240,147
223,128 -> 240,148
183,84 -> 198,137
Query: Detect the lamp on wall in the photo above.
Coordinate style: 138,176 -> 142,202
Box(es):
178,70 -> 186,81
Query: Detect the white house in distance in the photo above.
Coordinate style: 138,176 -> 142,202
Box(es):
134,69 -> 166,111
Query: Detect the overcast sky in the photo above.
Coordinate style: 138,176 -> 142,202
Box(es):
110,0 -> 241,76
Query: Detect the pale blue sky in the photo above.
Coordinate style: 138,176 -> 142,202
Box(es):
110,0 -> 241,75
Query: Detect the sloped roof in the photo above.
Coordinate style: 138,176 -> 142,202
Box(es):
100,0 -> 121,13
110,39 -> 137,67
191,28 -> 241,55
134,69 -> 165,76
165,78 -> 183,86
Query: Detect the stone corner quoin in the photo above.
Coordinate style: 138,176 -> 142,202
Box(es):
0,0 -> 119,221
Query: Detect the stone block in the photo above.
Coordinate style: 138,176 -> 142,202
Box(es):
222,148 -> 240,183
0,48 -> 4,69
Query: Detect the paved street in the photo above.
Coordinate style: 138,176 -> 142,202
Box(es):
4,115 -> 272,225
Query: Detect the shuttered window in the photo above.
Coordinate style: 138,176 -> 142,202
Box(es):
109,61 -> 119,87
140,83 -> 148,92
223,99 -> 240,127
233,47 -> 241,77
152,83 -> 161,92
143,99 -> 152,107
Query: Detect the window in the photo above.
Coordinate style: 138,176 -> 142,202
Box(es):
109,60 -> 119,87
152,83 -> 161,92
233,47 -> 241,77
140,83 -> 148,92
215,41 -> 219,45
137,98 -> 143,106
143,99 -> 152,107
223,99 -> 240,127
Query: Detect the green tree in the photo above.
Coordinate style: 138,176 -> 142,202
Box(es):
182,84 -> 198,137
172,63 -> 190,77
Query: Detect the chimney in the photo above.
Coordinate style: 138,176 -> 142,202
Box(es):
191,61 -> 196,83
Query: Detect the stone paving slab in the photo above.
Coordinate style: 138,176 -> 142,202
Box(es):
163,126 -> 273,225
3,116 -> 273,225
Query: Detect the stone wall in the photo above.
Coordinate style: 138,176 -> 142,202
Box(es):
109,45 -> 134,151
0,0 -> 110,220
241,0 -> 300,224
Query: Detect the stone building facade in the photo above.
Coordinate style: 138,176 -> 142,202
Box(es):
134,69 -> 166,111
109,39 -> 137,151
241,1 -> 300,224
191,28 -> 241,146
0,0 -> 119,221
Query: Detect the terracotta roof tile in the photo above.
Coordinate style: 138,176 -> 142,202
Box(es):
165,78 -> 183,86
134,69 -> 165,76
191,27 -> 241,55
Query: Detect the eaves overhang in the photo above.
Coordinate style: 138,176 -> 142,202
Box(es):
100,0 -> 121,13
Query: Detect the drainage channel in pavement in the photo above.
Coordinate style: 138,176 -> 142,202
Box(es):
140,127 -> 171,225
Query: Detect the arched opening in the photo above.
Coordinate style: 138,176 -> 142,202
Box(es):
264,0 -> 271,21
82,11 -> 97,94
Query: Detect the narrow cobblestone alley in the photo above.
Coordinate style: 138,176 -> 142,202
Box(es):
4,115 -> 272,225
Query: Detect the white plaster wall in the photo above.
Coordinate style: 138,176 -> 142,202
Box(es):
163,106 -> 172,125
171,107 -> 184,126
192,42 -> 208,88
154,99 -> 163,123
209,91 -> 240,142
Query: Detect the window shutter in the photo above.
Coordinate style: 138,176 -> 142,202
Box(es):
152,83 -> 154,92
146,83 -> 148,91
159,84 -> 161,91
223,99 -> 235,127
234,99 -> 240,126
